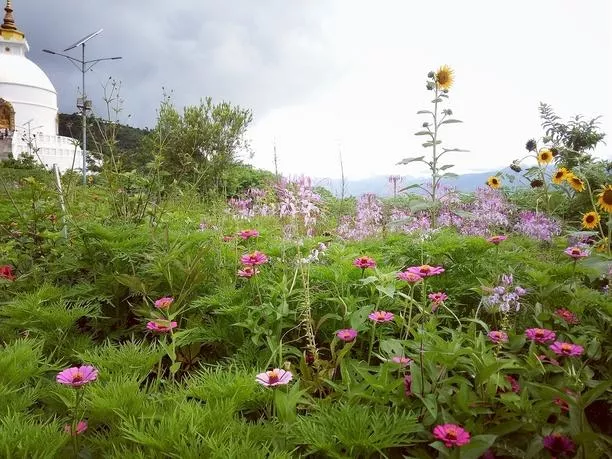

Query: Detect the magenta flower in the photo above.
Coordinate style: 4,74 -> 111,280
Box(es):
406,264 -> 445,277
549,341 -> 584,357
238,229 -> 259,240
353,256 -> 376,269
487,330 -> 508,344
56,366 -> 98,388
525,328 -> 556,344
0,264 -> 16,281
433,424 -> 471,448
336,328 -> 358,342
241,251 -> 269,266
428,292 -> 448,303
404,374 -> 413,397
391,356 -> 412,366
368,311 -> 395,323
146,320 -> 178,333
555,308 -> 579,325
537,354 -> 560,366
64,420 -> 88,436
487,235 -> 508,245
255,368 -> 293,387
505,375 -> 520,393
237,266 -> 260,278
396,271 -> 423,283
554,397 -> 569,412
222,235 -> 234,242
564,246 -> 589,260
543,434 -> 576,457
154,296 -> 174,310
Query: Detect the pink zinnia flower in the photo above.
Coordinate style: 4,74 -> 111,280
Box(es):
0,264 -> 15,281
487,330 -> 508,344
368,311 -> 394,323
154,296 -> 174,310
549,341 -> 584,357
505,375 -> 520,393
241,251 -> 269,266
537,354 -> 560,366
353,256 -> 376,269
238,229 -> 259,240
64,420 -> 88,436
336,328 -> 358,342
391,356 -> 412,366
428,292 -> 448,303
56,366 -> 98,388
487,235 -> 507,245
542,434 -> 576,457
396,271 -> 422,283
433,424 -> 471,448
564,246 -> 588,260
555,308 -> 579,325
404,374 -> 413,396
255,368 -> 293,387
525,328 -> 556,344
238,266 -> 260,278
146,320 -> 178,333
406,264 -> 445,277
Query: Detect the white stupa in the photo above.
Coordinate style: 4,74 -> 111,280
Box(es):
0,0 -> 82,171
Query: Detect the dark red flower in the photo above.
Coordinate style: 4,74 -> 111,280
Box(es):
542,433 -> 576,457
0,265 -> 15,281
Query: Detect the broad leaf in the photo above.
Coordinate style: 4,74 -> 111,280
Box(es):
414,130 -> 433,136
440,119 -> 463,125
397,156 -> 425,165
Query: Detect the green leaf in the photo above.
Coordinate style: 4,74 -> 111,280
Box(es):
114,274 -> 148,295
459,435 -> 497,459
423,141 -> 442,147
409,201 -> 435,212
441,172 -> 459,178
415,131 -> 433,136
398,183 -> 422,192
376,284 -> 396,298
439,164 -> 454,170
417,110 -> 433,115
397,156 -> 425,165
442,148 -> 470,153
579,380 -> 612,408
440,119 -> 463,125
169,361 -> 181,375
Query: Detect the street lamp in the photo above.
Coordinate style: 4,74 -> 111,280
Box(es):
43,29 -> 122,184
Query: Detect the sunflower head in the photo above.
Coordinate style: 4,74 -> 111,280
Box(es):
552,167 -> 569,185
581,211 -> 600,229
537,149 -> 553,165
567,174 -> 585,192
530,179 -> 544,188
597,184 -> 612,213
486,176 -> 501,189
525,139 -> 537,152
435,65 -> 454,90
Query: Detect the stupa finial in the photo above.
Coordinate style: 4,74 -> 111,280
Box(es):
1,0 -> 25,39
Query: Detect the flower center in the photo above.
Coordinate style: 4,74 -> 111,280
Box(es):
561,343 -> 572,352
446,429 -> 457,440
267,370 -> 279,384
603,189 -> 612,205
72,372 -> 83,382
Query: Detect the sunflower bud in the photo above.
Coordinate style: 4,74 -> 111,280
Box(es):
510,163 -> 522,173
530,179 -> 544,188
426,81 -> 435,90
422,122 -> 430,128
550,147 -> 559,157
525,139 -> 537,152
427,71 -> 435,78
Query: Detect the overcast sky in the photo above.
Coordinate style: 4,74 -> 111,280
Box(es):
15,0 -> 612,179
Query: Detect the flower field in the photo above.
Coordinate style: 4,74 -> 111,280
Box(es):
0,67 -> 611,458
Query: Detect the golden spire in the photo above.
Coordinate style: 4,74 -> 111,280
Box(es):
1,0 -> 25,39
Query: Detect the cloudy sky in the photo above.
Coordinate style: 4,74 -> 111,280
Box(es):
14,0 -> 612,179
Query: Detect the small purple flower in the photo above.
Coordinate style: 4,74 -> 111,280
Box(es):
564,246 -> 589,260
433,424 -> 471,448
255,369 -> 293,387
336,328 -> 358,342
368,311 -> 395,323
549,341 -> 584,357
428,292 -> 448,303
487,330 -> 508,344
555,308 -> 579,325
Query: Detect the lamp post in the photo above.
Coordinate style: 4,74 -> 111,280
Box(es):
43,29 -> 121,184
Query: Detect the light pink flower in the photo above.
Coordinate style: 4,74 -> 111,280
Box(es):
555,308 -> 579,325
406,264 -> 445,277
154,297 -> 174,310
391,356 -> 412,366
396,271 -> 423,283
428,292 -> 448,303
549,341 -> 584,357
487,330 -> 508,344
255,368 -> 293,387
525,328 -> 556,344
564,246 -> 588,260
238,266 -> 260,278
56,366 -> 98,388
487,235 -> 508,245
368,311 -> 394,323
433,424 -> 471,448
64,420 -> 88,436
146,320 -> 178,333
241,251 -> 269,266
336,328 -> 358,342
238,229 -> 259,240
353,256 -> 376,269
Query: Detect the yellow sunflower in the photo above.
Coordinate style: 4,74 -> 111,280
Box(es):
566,173 -> 585,192
581,211 -> 600,229
552,167 -> 569,185
486,176 -> 501,189
537,148 -> 553,165
597,184 -> 612,213
595,237 -> 609,253
436,65 -> 454,90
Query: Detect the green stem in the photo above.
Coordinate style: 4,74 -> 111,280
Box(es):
367,322 -> 376,365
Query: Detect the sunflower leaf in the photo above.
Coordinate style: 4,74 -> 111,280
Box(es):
398,183 -> 422,192
439,164 -> 454,170
417,110 -> 433,115
397,156 -> 425,165
441,172 -> 459,178
422,141 -> 442,147
442,148 -> 470,152
414,131 -> 433,136
440,119 -> 463,124
431,98 -> 443,103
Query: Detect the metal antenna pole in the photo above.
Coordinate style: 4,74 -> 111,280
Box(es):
81,42 -> 87,184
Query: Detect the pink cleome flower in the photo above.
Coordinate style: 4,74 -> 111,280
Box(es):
336,328 -> 358,342
555,308 -> 579,325
543,434 -> 576,457
0,264 -> 15,281
368,311 -> 395,323
391,356 -> 412,366
406,264 -> 445,277
241,251 -> 269,266
238,266 -> 260,278
487,235 -> 508,245
146,320 -> 178,333
56,366 -> 98,388
396,271 -> 423,283
564,246 -> 589,260
433,424 -> 471,448
525,328 -> 556,344
154,297 -> 174,310
549,341 -> 584,357
64,420 -> 88,436
353,256 -> 376,269
238,229 -> 259,240
255,368 -> 293,387
487,330 -> 508,344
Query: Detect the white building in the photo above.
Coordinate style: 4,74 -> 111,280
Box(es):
0,0 -> 82,171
